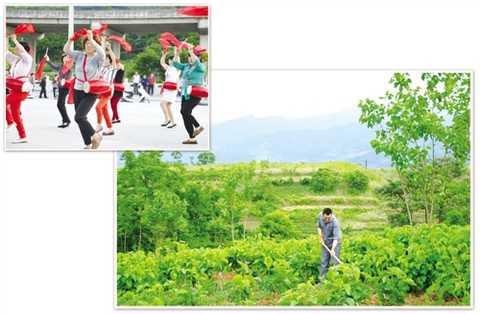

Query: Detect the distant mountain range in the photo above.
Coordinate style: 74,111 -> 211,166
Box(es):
117,110 -> 391,168
118,111 -> 391,168
209,110 -> 391,168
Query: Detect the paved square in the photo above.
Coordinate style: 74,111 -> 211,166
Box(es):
5,95 -> 210,151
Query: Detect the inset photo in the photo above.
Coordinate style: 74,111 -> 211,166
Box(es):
115,71 -> 472,308
5,5 -> 209,151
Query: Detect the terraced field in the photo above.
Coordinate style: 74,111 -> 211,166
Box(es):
239,162 -> 397,236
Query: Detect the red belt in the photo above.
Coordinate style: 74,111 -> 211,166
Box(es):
163,81 -> 177,90
6,77 -> 28,93
62,78 -> 74,89
77,78 -> 112,95
113,82 -> 125,92
189,85 -> 208,98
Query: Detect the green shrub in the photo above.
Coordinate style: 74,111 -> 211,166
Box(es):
117,224 -> 470,306
271,177 -> 294,186
437,178 -> 470,225
300,177 -> 311,185
310,169 -> 340,193
345,170 -> 370,193
376,267 -> 416,305
224,274 -> 255,303
259,211 -> 299,239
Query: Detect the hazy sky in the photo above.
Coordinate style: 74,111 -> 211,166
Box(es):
211,70 -> 423,123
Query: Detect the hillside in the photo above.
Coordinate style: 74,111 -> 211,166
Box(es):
188,161 -> 397,237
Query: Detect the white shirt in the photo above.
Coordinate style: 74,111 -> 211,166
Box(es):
6,50 -> 33,81
100,66 -> 116,84
133,74 -> 141,84
165,66 -> 180,83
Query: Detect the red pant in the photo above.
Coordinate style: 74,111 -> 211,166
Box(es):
6,91 -> 29,139
110,95 -> 121,121
95,95 -> 112,128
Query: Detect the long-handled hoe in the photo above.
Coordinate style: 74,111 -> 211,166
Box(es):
320,240 -> 343,265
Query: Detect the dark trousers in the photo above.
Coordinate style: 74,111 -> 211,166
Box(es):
180,96 -> 201,138
133,83 -> 139,95
74,89 -> 97,145
39,86 -> 47,98
110,95 -> 122,121
53,87 -> 57,98
57,87 -> 70,123
147,84 -> 154,95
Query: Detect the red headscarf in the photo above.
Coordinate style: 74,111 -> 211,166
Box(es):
70,24 -> 108,41
160,32 -> 181,47
107,35 -> 132,52
193,46 -> 207,56
70,28 -> 88,41
158,38 -> 170,52
15,24 -> 36,35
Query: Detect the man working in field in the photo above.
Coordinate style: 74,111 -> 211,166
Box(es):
317,208 -> 341,280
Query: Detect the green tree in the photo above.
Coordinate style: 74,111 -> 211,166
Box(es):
216,164 -> 255,241
197,152 -> 216,165
359,72 -> 470,224
117,151 -> 189,251
36,32 -> 68,64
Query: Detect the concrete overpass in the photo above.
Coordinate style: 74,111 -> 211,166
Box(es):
6,6 -> 208,68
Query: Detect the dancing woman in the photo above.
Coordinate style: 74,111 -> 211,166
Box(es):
64,30 -> 106,149
95,40 -> 116,136
172,45 -> 207,144
45,53 -> 74,128
110,60 -> 125,124
159,49 -> 181,128
5,34 -> 33,143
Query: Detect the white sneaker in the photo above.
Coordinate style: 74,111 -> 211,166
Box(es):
102,129 -> 115,136
11,137 -> 28,144
193,126 -> 205,138
91,133 -> 103,149
6,123 -> 15,130
95,125 -> 103,133
84,144 -> 92,149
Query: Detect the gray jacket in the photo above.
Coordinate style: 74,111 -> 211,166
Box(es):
317,214 -> 341,243
65,43 -> 105,90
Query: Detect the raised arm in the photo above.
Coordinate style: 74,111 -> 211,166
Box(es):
45,54 -> 61,71
172,47 -> 187,70
160,51 -> 168,70
63,36 -> 76,57
173,46 -> 180,62
105,41 -> 117,68
187,45 -> 199,63
187,45 -> 205,72
88,30 -> 105,60
9,34 -> 31,62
